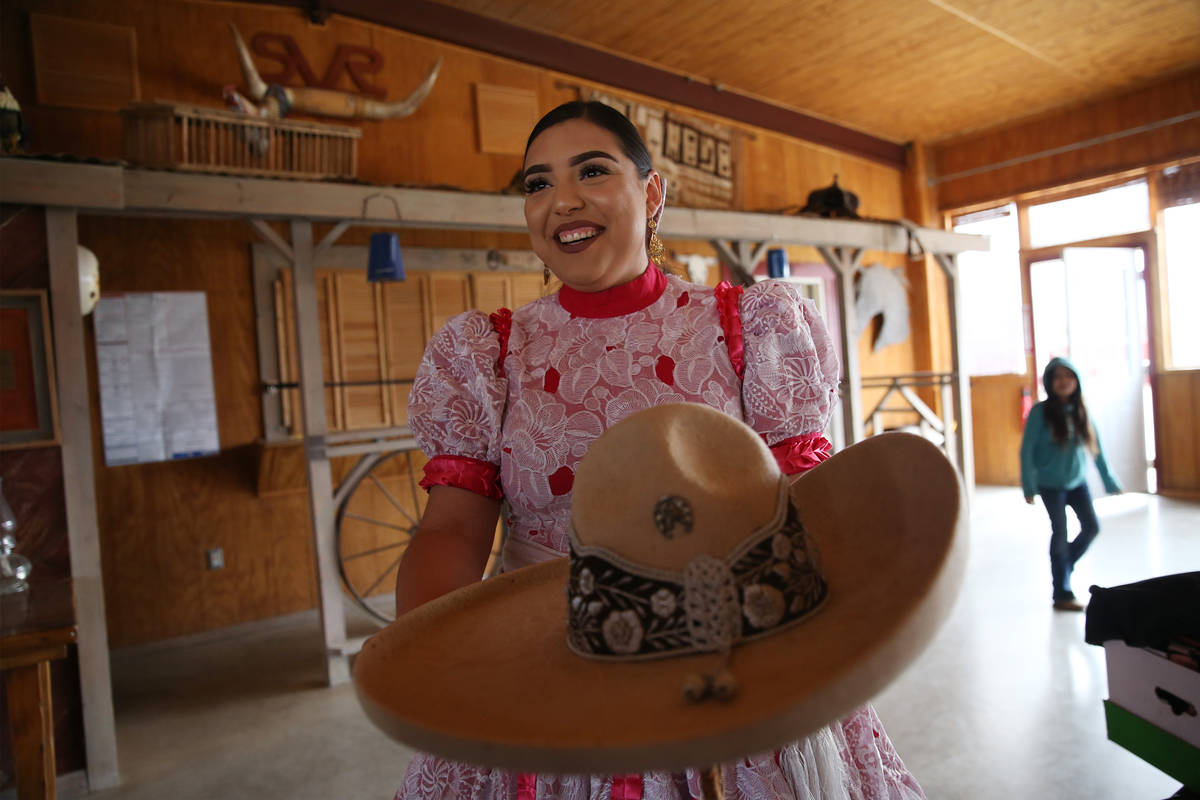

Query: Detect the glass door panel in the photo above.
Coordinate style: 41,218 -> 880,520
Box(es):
1029,247 -> 1149,493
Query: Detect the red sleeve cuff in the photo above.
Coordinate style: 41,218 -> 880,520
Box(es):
714,281 -> 745,380
768,433 -> 832,476
419,455 -> 503,501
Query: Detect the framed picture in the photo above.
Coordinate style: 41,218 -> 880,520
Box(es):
0,290 -> 60,448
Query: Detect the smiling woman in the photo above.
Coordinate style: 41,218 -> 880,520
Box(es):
388,101 -> 925,800
521,107 -> 663,293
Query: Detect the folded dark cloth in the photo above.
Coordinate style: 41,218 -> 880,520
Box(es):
1085,572 -> 1200,648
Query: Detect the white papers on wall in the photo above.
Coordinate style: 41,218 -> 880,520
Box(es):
94,292 -> 220,466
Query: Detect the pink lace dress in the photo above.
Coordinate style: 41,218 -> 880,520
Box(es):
400,267 -> 924,800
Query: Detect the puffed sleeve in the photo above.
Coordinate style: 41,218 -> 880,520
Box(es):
407,311 -> 508,500
738,280 -> 840,474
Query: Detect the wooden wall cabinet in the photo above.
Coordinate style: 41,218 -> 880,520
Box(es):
272,267 -> 543,437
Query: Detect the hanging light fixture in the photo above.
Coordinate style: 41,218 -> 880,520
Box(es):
367,232 -> 406,283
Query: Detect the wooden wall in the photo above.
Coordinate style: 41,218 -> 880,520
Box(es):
932,68 -> 1200,212
970,374 -> 1027,486
1156,370 -> 1200,499
1,1 -> 923,644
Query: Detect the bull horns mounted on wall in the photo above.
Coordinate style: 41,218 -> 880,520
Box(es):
228,23 -> 441,120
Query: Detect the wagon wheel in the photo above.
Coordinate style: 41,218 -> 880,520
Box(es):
335,449 -> 504,625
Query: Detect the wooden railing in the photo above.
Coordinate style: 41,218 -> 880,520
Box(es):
122,101 -> 361,180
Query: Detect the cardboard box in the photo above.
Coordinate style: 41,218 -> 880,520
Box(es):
1105,640 -> 1200,748
1104,640 -> 1200,790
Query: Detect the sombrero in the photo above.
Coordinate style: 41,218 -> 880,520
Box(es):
354,403 -> 967,773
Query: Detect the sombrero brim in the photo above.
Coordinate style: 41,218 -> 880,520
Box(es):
354,432 -> 967,773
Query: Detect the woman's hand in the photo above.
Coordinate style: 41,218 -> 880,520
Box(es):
1025,496 -> 1036,505
394,485 -> 502,617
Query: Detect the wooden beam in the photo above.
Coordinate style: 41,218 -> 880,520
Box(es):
709,239 -> 755,286
665,208 -> 986,255
122,169 -> 531,229
0,158 -> 123,208
242,0 -> 907,168
46,209 -> 120,790
3,164 -> 988,256
315,220 -> 352,258
250,219 -> 293,261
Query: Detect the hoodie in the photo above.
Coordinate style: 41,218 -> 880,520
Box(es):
1019,356 -> 1121,498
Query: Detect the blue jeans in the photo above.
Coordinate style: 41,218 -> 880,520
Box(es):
1039,484 -> 1100,602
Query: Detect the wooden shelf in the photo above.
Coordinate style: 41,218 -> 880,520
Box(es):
0,158 -> 987,256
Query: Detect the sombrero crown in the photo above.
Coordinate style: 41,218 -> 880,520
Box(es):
355,403 -> 967,773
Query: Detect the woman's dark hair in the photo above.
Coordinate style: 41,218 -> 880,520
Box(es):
524,101 -> 653,178
1044,380 -> 1096,453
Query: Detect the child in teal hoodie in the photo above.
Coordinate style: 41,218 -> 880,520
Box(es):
1020,357 -> 1122,611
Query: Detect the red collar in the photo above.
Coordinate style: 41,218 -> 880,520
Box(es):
557,265 -> 666,319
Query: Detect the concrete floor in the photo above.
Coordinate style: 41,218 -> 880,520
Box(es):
86,487 -> 1199,800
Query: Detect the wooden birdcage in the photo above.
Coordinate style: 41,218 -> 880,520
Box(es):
122,102 -> 361,180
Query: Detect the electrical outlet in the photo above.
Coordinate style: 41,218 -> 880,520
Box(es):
206,547 -> 224,570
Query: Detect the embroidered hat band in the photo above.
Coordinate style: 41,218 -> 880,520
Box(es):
566,477 -> 828,662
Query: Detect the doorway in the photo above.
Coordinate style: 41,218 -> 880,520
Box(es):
1027,243 -> 1155,493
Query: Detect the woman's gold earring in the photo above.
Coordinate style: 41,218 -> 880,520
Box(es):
543,265 -> 551,285
647,218 -> 666,267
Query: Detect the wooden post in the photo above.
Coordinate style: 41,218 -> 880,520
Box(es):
46,208 -> 121,790
818,246 -> 865,446
935,253 -> 975,501
288,219 -> 350,685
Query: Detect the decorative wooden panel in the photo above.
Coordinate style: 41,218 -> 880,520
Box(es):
273,269 -> 550,435
30,14 -> 139,111
1156,369 -> 1200,497
474,83 -> 540,155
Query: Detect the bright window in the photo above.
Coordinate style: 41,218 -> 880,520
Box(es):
1027,180 -> 1150,248
953,204 -> 1026,375
1163,203 -> 1200,368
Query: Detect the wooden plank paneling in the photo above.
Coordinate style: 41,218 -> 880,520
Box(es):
934,69 -> 1200,211
425,272 -> 471,339
469,272 -> 510,313
970,374 -> 1027,486
510,273 -> 545,310
383,276 -> 428,428
334,273 -> 387,430
30,13 -> 139,111
434,0 -> 1200,144
1156,370 -> 1200,496
76,216 -> 322,646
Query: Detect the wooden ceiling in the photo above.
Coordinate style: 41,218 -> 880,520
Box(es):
425,0 -> 1200,145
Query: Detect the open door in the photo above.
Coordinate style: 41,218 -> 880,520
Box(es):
1028,246 -> 1152,493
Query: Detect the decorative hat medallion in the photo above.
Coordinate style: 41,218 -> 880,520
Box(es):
653,495 -> 694,539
